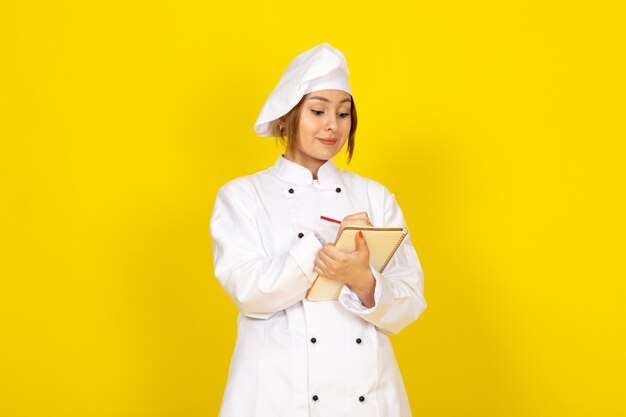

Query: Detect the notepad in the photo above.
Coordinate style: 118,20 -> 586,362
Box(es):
306,226 -> 408,302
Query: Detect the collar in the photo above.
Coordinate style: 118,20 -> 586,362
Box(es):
270,155 -> 341,185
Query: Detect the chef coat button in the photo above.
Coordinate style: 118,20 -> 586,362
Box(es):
288,188 -> 294,194
298,232 -> 304,239
356,338 -> 362,344
312,395 -> 319,401
335,187 -> 342,193
359,396 -> 365,402
310,337 -> 316,344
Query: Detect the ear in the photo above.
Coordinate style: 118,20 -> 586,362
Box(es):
277,116 -> 287,134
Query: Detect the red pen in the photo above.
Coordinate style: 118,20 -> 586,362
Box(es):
320,216 -> 341,224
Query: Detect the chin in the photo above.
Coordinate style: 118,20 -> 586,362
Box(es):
314,151 -> 339,161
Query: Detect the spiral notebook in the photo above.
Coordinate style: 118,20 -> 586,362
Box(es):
306,226 -> 409,302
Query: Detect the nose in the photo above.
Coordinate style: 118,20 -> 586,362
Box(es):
325,113 -> 338,131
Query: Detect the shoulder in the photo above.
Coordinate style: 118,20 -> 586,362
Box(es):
216,167 -> 273,198
213,169 -> 274,220
217,174 -> 254,196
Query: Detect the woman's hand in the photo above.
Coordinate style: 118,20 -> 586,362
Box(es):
336,211 -> 373,240
314,230 -> 376,308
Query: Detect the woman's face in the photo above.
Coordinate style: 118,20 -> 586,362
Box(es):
287,89 -> 352,168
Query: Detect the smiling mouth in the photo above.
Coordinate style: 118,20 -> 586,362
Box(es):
317,138 -> 338,145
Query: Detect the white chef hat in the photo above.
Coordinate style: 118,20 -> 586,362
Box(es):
253,42 -> 352,137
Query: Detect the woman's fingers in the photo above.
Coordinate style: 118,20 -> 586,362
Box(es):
320,244 -> 345,258
314,257 -> 328,275
318,248 -> 345,273
316,249 -> 333,265
337,212 -> 373,240
342,212 -> 371,223
315,245 -> 346,280
340,212 -> 373,230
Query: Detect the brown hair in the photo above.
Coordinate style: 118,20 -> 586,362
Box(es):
270,95 -> 358,163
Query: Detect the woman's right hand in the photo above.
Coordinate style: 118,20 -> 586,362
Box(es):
336,212 -> 373,241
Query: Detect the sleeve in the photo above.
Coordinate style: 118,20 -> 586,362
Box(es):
210,183 -> 324,319
338,187 -> 427,334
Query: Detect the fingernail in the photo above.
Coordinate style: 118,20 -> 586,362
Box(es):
358,231 -> 363,238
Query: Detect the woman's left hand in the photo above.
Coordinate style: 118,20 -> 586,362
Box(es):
314,231 -> 376,307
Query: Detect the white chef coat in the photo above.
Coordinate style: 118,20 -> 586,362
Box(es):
210,155 -> 427,417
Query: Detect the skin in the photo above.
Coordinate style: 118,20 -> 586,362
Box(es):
281,89 -> 376,308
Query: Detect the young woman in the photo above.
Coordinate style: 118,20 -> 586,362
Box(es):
210,43 -> 427,417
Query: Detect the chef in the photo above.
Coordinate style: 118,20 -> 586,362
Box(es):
210,43 -> 427,417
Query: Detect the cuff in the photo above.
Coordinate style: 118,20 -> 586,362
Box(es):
288,231 -> 324,284
339,265 -> 383,313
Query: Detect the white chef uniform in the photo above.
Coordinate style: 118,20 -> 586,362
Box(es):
210,155 -> 427,417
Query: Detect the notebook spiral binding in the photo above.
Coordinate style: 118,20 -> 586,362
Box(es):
378,228 -> 408,273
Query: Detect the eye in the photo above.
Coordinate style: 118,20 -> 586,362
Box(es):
339,112 -> 351,119
311,110 -> 324,116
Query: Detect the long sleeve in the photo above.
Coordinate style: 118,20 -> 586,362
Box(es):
210,183 -> 323,319
339,188 -> 427,334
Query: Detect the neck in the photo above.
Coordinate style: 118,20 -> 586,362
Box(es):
283,150 -> 327,180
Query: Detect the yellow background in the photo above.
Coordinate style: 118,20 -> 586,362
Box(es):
1,1 -> 625,416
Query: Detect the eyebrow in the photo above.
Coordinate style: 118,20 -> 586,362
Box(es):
307,95 -> 352,104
